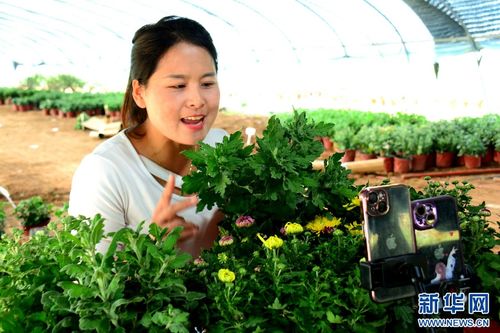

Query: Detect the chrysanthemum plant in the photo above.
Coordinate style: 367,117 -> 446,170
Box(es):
182,111 -> 391,331
182,111 -> 499,331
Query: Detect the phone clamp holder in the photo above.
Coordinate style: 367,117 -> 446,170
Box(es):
360,253 -> 428,292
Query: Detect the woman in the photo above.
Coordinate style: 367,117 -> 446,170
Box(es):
69,16 -> 226,256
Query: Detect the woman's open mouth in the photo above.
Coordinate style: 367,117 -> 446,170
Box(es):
181,115 -> 205,130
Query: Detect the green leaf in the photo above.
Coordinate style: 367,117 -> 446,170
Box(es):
79,317 -> 110,332
58,281 -> 95,299
268,297 -> 286,310
326,311 -> 343,324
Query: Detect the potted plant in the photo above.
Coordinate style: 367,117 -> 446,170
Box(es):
14,196 -> 53,236
391,125 -> 412,174
476,114 -> 499,165
333,127 -> 357,162
371,125 -> 397,173
457,133 -> 486,169
433,120 -> 458,168
406,124 -> 434,172
352,126 -> 378,160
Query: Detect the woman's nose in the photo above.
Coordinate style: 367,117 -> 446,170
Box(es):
187,86 -> 204,109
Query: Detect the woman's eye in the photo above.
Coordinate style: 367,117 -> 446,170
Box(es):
169,84 -> 186,89
202,82 -> 216,87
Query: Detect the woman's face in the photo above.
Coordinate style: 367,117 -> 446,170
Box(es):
133,42 -> 220,146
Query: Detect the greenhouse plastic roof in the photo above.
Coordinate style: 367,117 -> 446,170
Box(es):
0,0 -> 499,95
0,0 -> 500,67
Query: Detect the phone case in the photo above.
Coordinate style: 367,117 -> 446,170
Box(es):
359,184 -> 417,303
411,195 -> 465,287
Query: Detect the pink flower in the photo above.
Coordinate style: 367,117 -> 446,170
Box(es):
235,215 -> 255,228
218,235 -> 234,246
193,257 -> 207,266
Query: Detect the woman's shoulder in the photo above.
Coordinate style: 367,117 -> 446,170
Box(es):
80,131 -> 136,170
203,128 -> 229,146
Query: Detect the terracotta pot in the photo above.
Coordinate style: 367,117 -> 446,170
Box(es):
13,104 -> 20,111
356,151 -> 377,160
23,219 -> 50,237
0,99 -> 4,105
50,108 -> 59,116
495,150 -> 500,164
456,155 -> 465,166
481,146 -> 494,165
426,151 -> 436,169
341,149 -> 356,162
379,156 -> 393,173
321,137 -> 333,151
464,155 -> 481,169
43,108 -> 50,116
411,154 -> 428,172
436,151 -> 455,168
394,157 -> 410,174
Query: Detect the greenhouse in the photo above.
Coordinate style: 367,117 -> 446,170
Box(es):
0,1 -> 499,332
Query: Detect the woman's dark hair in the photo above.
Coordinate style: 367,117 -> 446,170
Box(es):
121,16 -> 218,128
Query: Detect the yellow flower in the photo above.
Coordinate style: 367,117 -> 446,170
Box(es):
306,216 -> 341,235
284,222 -> 304,235
257,234 -> 284,249
218,268 -> 236,283
345,221 -> 363,236
343,197 -> 361,211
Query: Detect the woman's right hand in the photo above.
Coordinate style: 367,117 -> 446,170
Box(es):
151,174 -> 199,242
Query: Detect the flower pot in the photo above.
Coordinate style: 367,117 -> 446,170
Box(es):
378,156 -> 393,173
411,154 -> 428,172
426,151 -> 436,169
340,149 -> 356,163
481,146 -> 494,165
50,108 -> 59,116
356,151 -> 376,160
23,219 -> 50,237
463,155 -> 481,169
436,151 -> 455,168
321,137 -> 333,151
394,157 -> 410,174
495,150 -> 500,164
43,108 -> 51,116
456,155 -> 465,167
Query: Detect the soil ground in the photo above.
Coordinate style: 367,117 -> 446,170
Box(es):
1,105 -> 498,237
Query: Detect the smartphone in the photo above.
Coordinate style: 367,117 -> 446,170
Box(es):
359,184 -> 417,302
411,195 -> 465,288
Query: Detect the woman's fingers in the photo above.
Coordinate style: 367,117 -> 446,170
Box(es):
165,215 -> 199,241
152,173 -> 200,242
170,195 -> 198,213
160,174 -> 176,205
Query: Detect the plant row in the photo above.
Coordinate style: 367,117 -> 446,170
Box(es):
0,87 -> 123,115
277,109 -> 500,159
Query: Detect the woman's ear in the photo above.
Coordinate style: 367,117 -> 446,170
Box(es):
132,79 -> 146,108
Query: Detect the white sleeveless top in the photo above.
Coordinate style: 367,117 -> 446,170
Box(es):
68,128 -> 228,253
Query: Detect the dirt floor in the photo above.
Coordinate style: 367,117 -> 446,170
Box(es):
1,105 -> 499,235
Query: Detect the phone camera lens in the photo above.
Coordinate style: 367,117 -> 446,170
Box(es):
368,192 -> 378,204
426,213 -> 435,225
378,201 -> 387,213
416,205 -> 426,216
